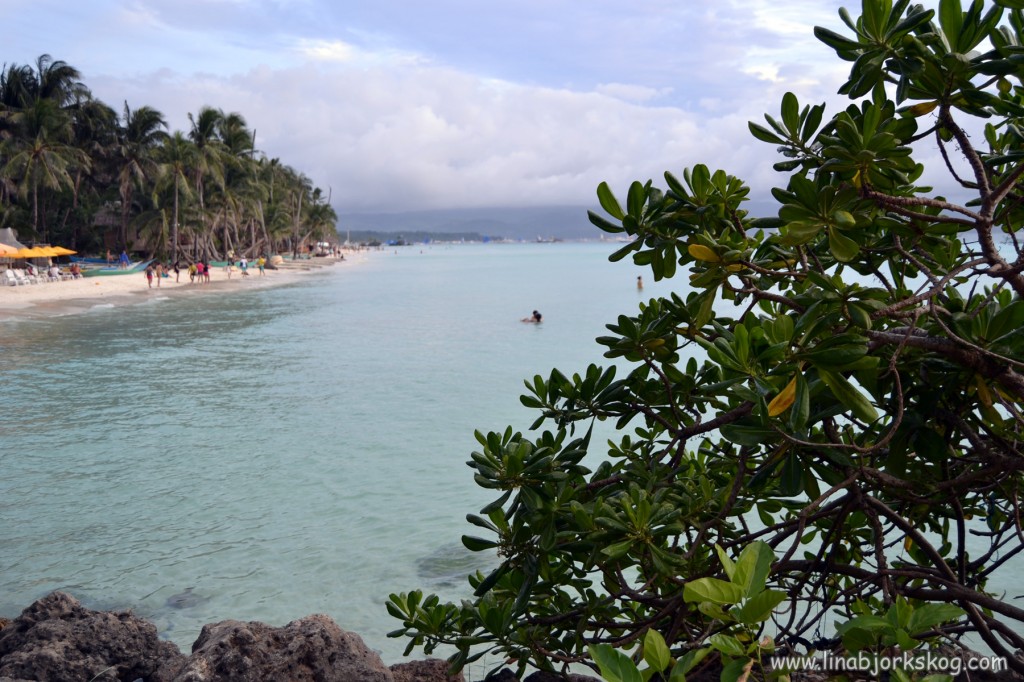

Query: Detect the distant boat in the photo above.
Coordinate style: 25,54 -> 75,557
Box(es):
82,260 -> 155,277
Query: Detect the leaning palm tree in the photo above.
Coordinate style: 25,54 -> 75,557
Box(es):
115,101 -> 167,251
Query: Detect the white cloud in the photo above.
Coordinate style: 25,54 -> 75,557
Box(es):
8,0 -> 960,214
295,39 -> 358,63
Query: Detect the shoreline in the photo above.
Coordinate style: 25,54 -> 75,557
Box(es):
0,255 -> 360,322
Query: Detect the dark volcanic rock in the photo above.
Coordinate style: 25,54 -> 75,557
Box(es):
168,614 -> 393,682
390,657 -> 465,682
0,591 -> 184,682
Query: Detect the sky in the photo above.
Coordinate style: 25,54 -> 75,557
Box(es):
3,0 -> 947,216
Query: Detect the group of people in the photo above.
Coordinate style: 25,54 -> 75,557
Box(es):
23,261 -> 83,281
143,256 -> 268,288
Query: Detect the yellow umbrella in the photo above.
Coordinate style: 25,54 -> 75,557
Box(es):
50,246 -> 77,256
13,246 -> 49,258
0,243 -> 17,256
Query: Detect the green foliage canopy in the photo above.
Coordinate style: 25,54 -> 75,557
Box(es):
389,0 -> 1024,677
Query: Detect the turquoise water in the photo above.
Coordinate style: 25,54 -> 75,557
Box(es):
3,241 -> 1019,668
0,242 -> 661,662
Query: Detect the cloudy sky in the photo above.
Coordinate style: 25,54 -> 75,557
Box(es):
6,1 -> 924,215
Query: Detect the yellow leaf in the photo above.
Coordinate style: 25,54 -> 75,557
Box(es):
908,101 -> 938,117
767,376 -> 798,417
975,375 -> 993,408
904,537 -> 913,551
725,263 -> 744,272
688,244 -> 720,262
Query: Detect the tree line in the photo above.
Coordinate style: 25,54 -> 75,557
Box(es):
0,54 -> 338,263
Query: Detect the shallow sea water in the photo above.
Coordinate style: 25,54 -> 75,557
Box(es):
0,242 -> 661,664
1,241 -> 1019,669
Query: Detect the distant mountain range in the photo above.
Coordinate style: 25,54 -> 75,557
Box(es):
337,200 -> 781,242
336,206 -> 604,242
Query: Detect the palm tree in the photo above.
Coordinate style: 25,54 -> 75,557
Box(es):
0,55 -> 92,241
63,95 -> 117,248
0,96 -> 85,240
187,106 -> 226,259
155,131 -> 196,262
115,101 -> 167,251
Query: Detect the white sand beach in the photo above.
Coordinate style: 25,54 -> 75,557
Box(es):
0,255 -> 360,322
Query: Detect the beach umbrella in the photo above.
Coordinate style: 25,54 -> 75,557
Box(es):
12,246 -> 49,258
0,243 -> 17,256
49,246 -> 77,256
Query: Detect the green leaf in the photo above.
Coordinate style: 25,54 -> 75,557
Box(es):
732,589 -> 788,624
781,92 -> 800,133
683,577 -> 745,605
716,544 -> 736,580
627,181 -> 646,219
749,122 -> 786,144
602,540 -> 634,559
828,226 -> 860,262
709,633 -> 747,658
819,370 -> 879,422
597,181 -> 625,220
590,644 -> 644,682
908,603 -> 965,634
670,648 -> 711,680
461,535 -> 498,551
733,541 -> 775,597
720,657 -> 752,682
643,629 -> 672,672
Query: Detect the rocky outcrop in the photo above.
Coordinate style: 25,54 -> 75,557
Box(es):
390,658 -> 464,682
0,592 -> 605,682
0,591 -> 185,681
167,615 -> 394,682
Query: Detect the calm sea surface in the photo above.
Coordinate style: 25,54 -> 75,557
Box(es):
0,242 -> 663,662
1,241 -> 1018,667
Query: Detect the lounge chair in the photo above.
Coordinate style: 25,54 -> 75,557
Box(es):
2,269 -> 23,286
13,269 -> 39,285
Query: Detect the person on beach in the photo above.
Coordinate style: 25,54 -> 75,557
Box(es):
119,250 -> 129,269
521,310 -> 543,323
189,262 -> 197,283
240,257 -> 249,277
225,260 -> 233,279
145,264 -> 154,288
203,261 -> 211,283
173,261 -> 180,282
106,249 -> 113,266
257,256 -> 265,276
154,262 -> 163,287
69,263 -> 82,279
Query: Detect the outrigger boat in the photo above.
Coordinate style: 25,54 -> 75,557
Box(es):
82,259 -> 155,277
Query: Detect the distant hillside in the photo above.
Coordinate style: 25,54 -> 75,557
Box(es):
336,200 -> 782,242
337,206 -> 602,241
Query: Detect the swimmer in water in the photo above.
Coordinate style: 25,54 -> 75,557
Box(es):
521,310 -> 542,323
